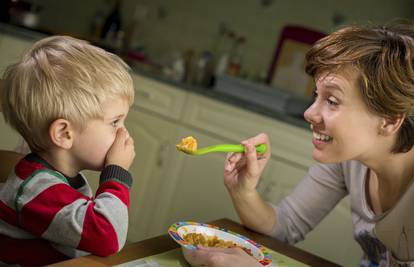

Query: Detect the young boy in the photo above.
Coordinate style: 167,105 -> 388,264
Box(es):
0,35 -> 135,266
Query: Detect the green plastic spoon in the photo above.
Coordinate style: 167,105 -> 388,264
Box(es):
177,143 -> 267,155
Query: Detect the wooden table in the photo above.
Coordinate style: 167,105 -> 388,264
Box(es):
46,218 -> 340,267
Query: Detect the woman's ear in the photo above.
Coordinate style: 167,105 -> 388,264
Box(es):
49,119 -> 74,149
379,114 -> 405,136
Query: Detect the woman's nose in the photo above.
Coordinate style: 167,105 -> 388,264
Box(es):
304,102 -> 322,125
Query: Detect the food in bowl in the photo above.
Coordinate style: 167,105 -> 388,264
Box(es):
176,136 -> 197,153
168,221 -> 272,266
183,232 -> 253,256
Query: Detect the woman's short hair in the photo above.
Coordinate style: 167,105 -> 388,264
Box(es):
1,35 -> 134,152
306,23 -> 414,153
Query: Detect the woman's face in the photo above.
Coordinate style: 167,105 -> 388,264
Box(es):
304,70 -> 383,163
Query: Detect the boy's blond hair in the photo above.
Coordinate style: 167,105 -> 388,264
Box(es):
1,35 -> 134,152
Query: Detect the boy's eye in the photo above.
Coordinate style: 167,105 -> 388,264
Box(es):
111,120 -> 119,127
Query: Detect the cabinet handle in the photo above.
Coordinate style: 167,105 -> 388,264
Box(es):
156,140 -> 169,167
136,90 -> 151,99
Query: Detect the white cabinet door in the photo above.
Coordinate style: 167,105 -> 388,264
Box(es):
125,108 -> 184,242
149,129 -> 240,238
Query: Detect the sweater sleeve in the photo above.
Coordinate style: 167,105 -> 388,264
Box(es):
268,163 -> 348,244
14,165 -> 132,257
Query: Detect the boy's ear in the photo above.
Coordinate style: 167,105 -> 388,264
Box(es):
379,114 -> 405,136
49,119 -> 74,149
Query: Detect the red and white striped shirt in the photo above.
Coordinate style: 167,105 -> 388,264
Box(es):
0,153 -> 133,266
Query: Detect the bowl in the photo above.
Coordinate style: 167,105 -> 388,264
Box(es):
168,221 -> 272,266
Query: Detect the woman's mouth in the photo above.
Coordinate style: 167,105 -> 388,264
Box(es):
313,131 -> 333,142
310,124 -> 333,142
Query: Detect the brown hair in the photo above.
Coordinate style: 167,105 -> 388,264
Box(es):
306,23 -> 414,153
1,35 -> 134,152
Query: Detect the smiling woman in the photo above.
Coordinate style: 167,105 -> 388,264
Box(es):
188,22 -> 414,267
304,68 -> 382,163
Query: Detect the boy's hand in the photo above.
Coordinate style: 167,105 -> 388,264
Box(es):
105,128 -> 135,170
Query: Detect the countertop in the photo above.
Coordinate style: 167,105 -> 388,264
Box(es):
0,22 -> 309,130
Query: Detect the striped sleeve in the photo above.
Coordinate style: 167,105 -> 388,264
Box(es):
15,165 -> 132,257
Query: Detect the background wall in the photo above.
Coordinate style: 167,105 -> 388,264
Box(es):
29,0 -> 414,79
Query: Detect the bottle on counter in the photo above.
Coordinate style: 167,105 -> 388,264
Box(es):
194,50 -> 215,87
226,35 -> 246,77
100,0 -> 122,45
90,7 -> 105,40
214,29 -> 235,77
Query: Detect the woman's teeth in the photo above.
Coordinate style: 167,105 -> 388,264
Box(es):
313,131 -> 333,141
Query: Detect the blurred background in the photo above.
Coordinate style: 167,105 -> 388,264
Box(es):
1,0 -> 413,92
0,1 -> 413,266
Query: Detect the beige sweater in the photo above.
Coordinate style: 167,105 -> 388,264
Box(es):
269,160 -> 414,266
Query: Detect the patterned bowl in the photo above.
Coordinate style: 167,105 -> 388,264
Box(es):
168,221 -> 272,266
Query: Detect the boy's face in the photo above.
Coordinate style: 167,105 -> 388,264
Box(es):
71,97 -> 130,171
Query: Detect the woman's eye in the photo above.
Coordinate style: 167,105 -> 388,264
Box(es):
327,97 -> 338,106
312,90 -> 318,99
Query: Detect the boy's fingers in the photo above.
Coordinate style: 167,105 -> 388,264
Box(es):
113,128 -> 128,144
125,136 -> 134,146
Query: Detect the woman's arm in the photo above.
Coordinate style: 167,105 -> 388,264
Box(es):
0,150 -> 24,182
230,189 -> 276,235
224,133 -> 276,234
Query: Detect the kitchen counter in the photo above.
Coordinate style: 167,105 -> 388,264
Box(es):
0,22 -> 309,130
132,68 -> 309,130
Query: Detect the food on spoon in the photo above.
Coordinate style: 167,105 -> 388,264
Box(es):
183,233 -> 253,256
176,136 -> 198,154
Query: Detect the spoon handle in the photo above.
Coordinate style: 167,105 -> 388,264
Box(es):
196,144 -> 267,155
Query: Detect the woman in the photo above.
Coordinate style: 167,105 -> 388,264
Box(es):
187,23 -> 414,266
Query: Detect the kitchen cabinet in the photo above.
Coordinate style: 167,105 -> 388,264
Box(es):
122,74 -> 188,241
149,129 -> 240,236
125,108 -> 184,241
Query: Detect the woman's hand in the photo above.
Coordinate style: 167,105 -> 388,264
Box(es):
105,128 -> 135,170
184,247 -> 263,267
224,133 -> 271,195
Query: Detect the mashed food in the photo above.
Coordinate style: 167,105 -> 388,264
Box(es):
183,233 -> 252,256
176,136 -> 198,153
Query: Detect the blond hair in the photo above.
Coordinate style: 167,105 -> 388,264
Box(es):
1,35 -> 134,152
306,23 -> 414,153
